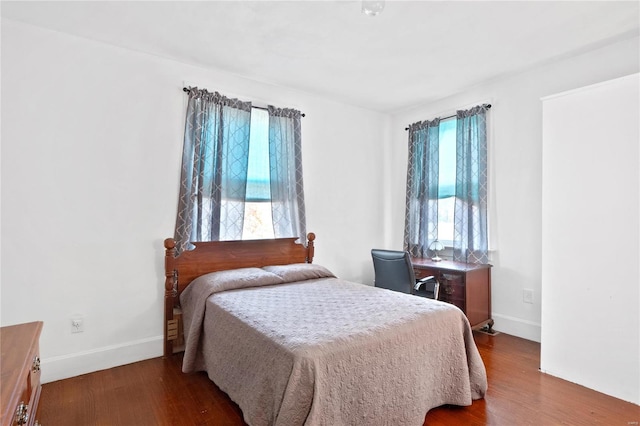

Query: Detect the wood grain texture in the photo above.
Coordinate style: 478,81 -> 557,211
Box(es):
1,321 -> 43,426
167,234 -> 315,295
39,332 -> 639,425
163,233 -> 315,356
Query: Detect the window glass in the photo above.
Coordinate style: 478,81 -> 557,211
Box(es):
438,118 -> 456,245
243,108 -> 275,239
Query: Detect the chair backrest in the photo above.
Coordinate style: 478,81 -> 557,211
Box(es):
371,249 -> 416,294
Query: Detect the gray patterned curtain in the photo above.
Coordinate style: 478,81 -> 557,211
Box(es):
267,106 -> 307,242
404,118 -> 440,258
174,88 -> 252,252
453,105 -> 489,264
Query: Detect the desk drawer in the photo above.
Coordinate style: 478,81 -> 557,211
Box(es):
441,272 -> 464,285
414,267 -> 438,280
443,296 -> 465,312
440,277 -> 466,312
440,281 -> 465,297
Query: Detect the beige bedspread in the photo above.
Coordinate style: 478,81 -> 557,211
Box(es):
180,264 -> 487,426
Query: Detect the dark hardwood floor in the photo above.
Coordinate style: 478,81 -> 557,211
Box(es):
39,332 -> 638,425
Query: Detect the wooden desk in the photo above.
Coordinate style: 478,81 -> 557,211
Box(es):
412,258 -> 493,331
1,321 -> 43,426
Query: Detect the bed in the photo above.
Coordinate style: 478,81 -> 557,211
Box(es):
163,233 -> 487,426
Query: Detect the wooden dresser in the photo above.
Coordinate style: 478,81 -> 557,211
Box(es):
412,258 -> 493,331
1,322 -> 43,426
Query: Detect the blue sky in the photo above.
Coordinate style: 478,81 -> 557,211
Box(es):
246,108 -> 271,201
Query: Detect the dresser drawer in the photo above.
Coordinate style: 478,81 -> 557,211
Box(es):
1,322 -> 43,426
27,344 -> 42,426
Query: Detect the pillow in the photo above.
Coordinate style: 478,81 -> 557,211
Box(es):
262,263 -> 336,283
189,267 -> 285,294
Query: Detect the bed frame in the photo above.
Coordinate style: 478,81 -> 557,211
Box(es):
163,233 -> 316,357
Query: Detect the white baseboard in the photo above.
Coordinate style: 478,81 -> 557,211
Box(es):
39,318 -> 540,383
41,335 -> 164,383
40,315 -> 540,383
492,313 -> 541,343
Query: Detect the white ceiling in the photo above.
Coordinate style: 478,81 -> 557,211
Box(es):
2,1 -> 638,112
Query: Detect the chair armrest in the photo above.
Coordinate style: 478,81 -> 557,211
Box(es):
414,275 -> 435,290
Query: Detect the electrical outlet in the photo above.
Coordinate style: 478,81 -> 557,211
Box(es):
523,289 -> 534,304
71,317 -> 84,333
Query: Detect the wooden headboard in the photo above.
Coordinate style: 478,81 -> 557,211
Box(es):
163,233 -> 315,356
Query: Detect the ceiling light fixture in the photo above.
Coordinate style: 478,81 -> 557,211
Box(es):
362,0 -> 385,16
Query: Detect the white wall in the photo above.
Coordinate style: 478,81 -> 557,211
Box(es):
2,17 -> 638,385
0,20 -> 389,382
388,36 -> 639,342
541,74 -> 639,405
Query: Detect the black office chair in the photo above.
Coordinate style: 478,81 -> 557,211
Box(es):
371,249 -> 439,299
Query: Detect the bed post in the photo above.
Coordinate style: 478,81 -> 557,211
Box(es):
164,238 -> 177,357
307,233 -> 315,263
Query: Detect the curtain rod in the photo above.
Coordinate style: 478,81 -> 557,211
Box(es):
182,87 -> 305,117
404,104 -> 491,131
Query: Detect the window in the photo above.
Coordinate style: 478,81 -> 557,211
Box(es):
176,86 -> 306,252
405,104 -> 489,263
437,118 -> 456,246
243,107 -> 275,240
